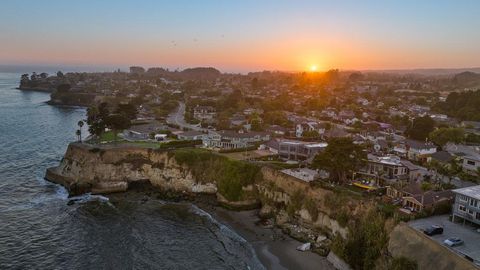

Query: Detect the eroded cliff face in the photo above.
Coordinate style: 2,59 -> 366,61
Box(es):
46,143 -> 217,195
46,143 -> 349,240
258,167 -> 349,238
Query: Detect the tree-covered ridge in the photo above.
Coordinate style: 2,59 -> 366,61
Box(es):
434,90 -> 480,121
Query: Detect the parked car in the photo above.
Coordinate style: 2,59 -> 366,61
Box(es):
443,237 -> 464,247
423,225 -> 444,236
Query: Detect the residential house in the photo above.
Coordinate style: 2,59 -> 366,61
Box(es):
258,139 -> 280,154
461,121 -> 480,130
278,140 -> 328,161
193,105 -> 216,123
204,130 -> 270,149
229,114 -> 247,127
401,160 -> 432,182
394,139 -> 437,161
445,143 -> 480,174
122,123 -> 166,140
452,185 -> 480,225
177,130 -> 206,141
266,125 -> 289,136
387,182 -> 454,213
363,155 -> 409,183
427,151 -> 454,165
296,121 -> 326,138
402,190 -> 453,213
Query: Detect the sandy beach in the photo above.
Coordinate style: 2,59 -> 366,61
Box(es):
210,207 -> 334,270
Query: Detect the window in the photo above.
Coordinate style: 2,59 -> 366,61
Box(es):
458,205 -> 466,212
469,199 -> 478,208
467,160 -> 476,166
459,195 -> 468,203
468,209 -> 474,215
476,212 -> 480,220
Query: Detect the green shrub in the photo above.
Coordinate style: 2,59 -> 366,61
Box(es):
172,149 -> 262,201
336,209 -> 349,227
336,210 -> 389,270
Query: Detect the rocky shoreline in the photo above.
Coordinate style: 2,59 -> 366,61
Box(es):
45,143 -> 345,268
84,187 -> 335,270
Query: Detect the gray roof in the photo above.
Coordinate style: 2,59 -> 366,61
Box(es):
405,139 -> 436,150
179,130 -> 204,137
430,151 -> 453,163
453,185 -> 480,200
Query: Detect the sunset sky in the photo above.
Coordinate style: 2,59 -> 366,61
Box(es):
1,0 -> 479,72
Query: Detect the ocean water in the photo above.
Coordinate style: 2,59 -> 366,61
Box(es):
0,73 -> 264,270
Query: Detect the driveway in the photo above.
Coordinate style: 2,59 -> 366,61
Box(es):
409,215 -> 480,265
166,102 -> 205,132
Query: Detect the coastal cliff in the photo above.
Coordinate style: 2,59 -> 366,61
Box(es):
46,143 -> 217,196
46,143 -> 350,236
47,143 -> 472,269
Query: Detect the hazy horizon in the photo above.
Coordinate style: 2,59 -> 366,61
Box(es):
1,0 -> 480,72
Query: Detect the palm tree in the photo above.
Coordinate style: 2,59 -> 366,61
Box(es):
77,120 -> 84,142
76,129 -> 81,142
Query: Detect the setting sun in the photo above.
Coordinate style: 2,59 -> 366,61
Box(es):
310,65 -> 318,72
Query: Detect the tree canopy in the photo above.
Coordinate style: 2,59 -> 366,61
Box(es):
312,137 -> 366,182
429,127 -> 465,146
433,90 -> 480,121
405,116 -> 435,141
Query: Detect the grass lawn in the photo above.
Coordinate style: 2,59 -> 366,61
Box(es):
99,131 -> 118,142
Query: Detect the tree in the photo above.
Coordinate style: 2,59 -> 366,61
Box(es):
105,114 -> 131,143
312,137 -> 366,183
20,74 -> 30,86
429,127 -> 465,147
263,111 -> 290,127
405,116 -> 435,141
116,103 -> 138,120
56,71 -> 64,78
86,102 -> 109,137
250,118 -> 263,131
77,120 -> 84,142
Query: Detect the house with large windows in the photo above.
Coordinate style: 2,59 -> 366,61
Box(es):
452,185 -> 480,225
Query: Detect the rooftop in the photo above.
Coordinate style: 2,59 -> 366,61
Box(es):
453,185 -> 480,200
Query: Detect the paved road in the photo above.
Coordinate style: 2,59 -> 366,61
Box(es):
166,102 -> 205,131
409,215 -> 480,265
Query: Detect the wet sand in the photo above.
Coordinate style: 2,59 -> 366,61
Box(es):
211,208 -> 334,270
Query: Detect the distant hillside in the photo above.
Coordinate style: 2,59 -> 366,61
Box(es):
364,67 -> 480,76
180,67 -> 221,80
452,71 -> 480,88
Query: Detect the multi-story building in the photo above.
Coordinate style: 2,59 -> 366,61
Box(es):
363,155 -> 409,182
394,139 -> 437,161
445,143 -> 480,174
278,140 -> 328,161
203,130 -> 270,149
452,185 -> 480,225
